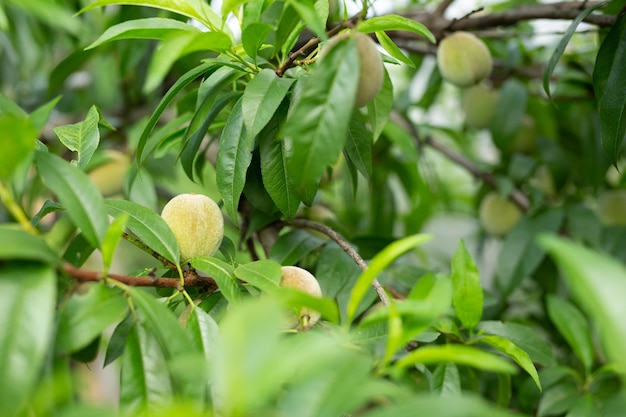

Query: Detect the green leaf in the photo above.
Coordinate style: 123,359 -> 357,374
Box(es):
546,295 -> 594,373
543,2 -> 608,100
105,199 -> 181,266
537,380 -> 578,417
432,363 -> 461,396
0,263 -> 56,417
375,30 -> 415,67
144,32 -> 232,93
0,115 -> 36,180
186,307 -> 219,364
56,283 -> 128,354
86,17 -> 198,49
367,68 -> 394,142
259,105 -> 301,219
450,240 -> 483,330
539,235 -> 626,374
357,14 -> 435,43
101,213 -> 129,273
242,22 -> 273,62
344,112 -> 373,180
35,151 -> 108,248
489,79 -> 528,149
0,226 -> 58,264
347,234 -> 433,324
285,0 -> 327,39
234,259 -> 282,292
394,344 -> 518,375
137,61 -> 218,164
29,96 -> 61,135
242,69 -> 294,142
216,97 -> 253,222
269,229 -> 325,265
478,335 -> 541,391
126,287 -> 206,400
593,12 -> 626,164
282,37 -> 359,200
53,106 -> 100,169
276,287 -> 340,323
119,323 -> 173,415
191,257 -> 245,303
104,313 -> 134,367
478,321 -> 557,367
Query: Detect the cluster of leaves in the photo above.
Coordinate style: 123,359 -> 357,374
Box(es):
1,0 -> 626,416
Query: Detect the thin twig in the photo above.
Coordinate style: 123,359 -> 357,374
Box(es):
280,218 -> 390,306
434,0 -> 455,17
62,263 -> 218,291
390,112 -> 531,211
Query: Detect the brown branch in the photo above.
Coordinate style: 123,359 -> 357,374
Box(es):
434,0 -> 455,17
275,13 -> 362,77
62,263 -> 218,291
390,112 -> 531,212
279,219 -> 390,306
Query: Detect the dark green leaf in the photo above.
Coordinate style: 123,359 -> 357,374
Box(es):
35,151 -> 108,248
344,112 -> 373,180
269,229 -> 325,265
375,30 -> 415,67
216,97 -> 253,222
593,12 -> 626,164
242,22 -> 273,62
478,335 -> 541,390
104,313 -> 134,367
489,79 -> 528,149
367,68 -> 394,142
191,257 -> 246,303
282,37 -> 359,200
234,259 -> 282,292
0,263 -> 56,417
537,380 -> 578,417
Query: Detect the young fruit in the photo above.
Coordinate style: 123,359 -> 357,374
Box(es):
160,193 -> 224,262
321,31 -> 384,107
479,192 -> 522,237
280,266 -> 323,329
508,115 -> 537,154
596,190 -> 626,226
462,84 -> 499,129
88,150 -> 130,197
437,31 -> 493,87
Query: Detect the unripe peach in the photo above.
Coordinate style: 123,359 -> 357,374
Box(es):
321,31 -> 384,107
462,84 -> 499,129
280,266 -> 323,329
479,192 -> 522,237
161,193 -> 224,262
88,150 -> 130,197
597,190 -> 626,226
437,31 -> 492,88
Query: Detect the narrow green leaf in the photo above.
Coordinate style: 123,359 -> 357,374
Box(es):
222,0 -> 248,19
126,287 -> 205,400
478,321 -> 557,367
489,79 -> 528,149
234,259 -> 282,292
36,151 -> 108,248
104,313 -> 134,367
119,324 -> 172,415
0,263 -> 56,417
537,381 -> 578,417
394,344 -> 518,375
344,112 -> 373,180
101,213 -> 129,273
282,37 -> 359,199
357,14 -> 435,43
0,115 -> 36,180
0,226 -> 58,264
137,61 -> 218,164
543,1 -> 608,100
478,335 -> 541,391
242,69 -> 294,142
86,17 -> 198,49
546,295 -> 594,373
186,307 -> 219,367
259,105 -> 301,219
53,106 -> 100,169
285,0 -> 327,39
105,199 -> 181,266
593,12 -> 626,164
375,30 -> 415,67
347,234 -> 433,324
367,68 -> 394,142
450,240 -> 483,330
432,363 -> 461,396
56,284 -> 128,354
216,97 -> 253,222
276,287 -> 340,323
539,235 -> 626,374
191,257 -> 246,303
29,96 -> 62,135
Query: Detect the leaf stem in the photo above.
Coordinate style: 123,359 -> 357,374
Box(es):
0,180 -> 39,235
